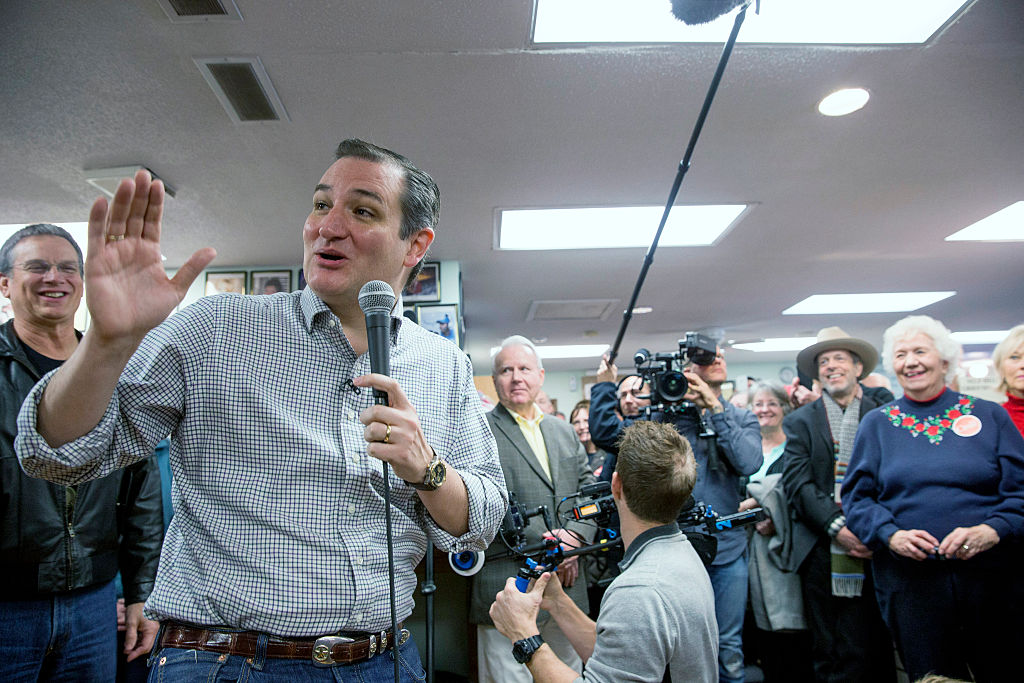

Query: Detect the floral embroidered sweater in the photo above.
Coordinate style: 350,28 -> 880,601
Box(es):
841,389 -> 1024,551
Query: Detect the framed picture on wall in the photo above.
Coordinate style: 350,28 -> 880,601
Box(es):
250,270 -> 292,295
205,271 -> 246,296
403,261 -> 440,302
416,303 -> 460,347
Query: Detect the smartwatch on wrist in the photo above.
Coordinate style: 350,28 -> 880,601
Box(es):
512,634 -> 544,664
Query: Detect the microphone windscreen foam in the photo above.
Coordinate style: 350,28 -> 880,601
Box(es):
670,0 -> 748,25
358,280 -> 396,315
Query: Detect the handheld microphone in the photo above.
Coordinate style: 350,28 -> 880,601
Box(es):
357,280 -> 397,406
670,0 -> 752,25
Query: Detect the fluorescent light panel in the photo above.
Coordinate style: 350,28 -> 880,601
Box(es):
783,291 -> 956,315
951,330 -> 1010,345
490,344 -> 609,360
818,88 -> 870,117
732,337 -> 817,353
945,202 -> 1024,242
498,205 -> 746,250
533,0 -> 969,45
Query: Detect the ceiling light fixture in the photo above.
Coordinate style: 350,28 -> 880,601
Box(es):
817,88 -> 870,117
950,330 -> 1010,345
498,205 -> 747,250
945,202 -> 1024,242
783,291 -> 956,315
533,0 -> 969,45
732,337 -> 818,352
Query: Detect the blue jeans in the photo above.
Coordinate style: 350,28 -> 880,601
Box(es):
0,578 -> 117,682
147,632 -> 426,682
708,553 -> 748,683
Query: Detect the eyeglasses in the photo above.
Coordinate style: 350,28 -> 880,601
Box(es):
752,401 -> 782,409
17,260 -> 81,276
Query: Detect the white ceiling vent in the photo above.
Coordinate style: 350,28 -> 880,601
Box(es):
156,0 -> 242,22
194,57 -> 290,123
84,166 -> 177,199
526,299 -> 620,322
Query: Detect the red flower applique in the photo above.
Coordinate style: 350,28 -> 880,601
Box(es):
948,410 -> 961,419
902,417 -> 915,426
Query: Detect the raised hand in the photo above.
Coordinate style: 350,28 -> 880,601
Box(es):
85,169 -> 215,346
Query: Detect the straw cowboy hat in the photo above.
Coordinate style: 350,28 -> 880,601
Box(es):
796,326 -> 878,380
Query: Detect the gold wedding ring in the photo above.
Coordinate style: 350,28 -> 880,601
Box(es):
106,234 -> 125,242
383,424 -> 392,444
961,543 -> 970,552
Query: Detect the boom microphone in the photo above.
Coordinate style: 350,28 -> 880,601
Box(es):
358,280 -> 397,405
670,0 -> 752,25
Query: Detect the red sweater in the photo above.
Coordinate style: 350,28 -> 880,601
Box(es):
1005,393 -> 1024,437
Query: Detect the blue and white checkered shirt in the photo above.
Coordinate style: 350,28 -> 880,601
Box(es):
17,288 -> 507,636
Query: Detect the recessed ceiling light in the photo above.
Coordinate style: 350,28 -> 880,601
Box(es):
533,0 -> 969,45
945,202 -> 1024,242
497,205 -> 747,250
783,291 -> 956,315
632,306 -> 653,314
490,344 -> 609,360
950,330 -> 1010,345
732,337 -> 818,352
818,88 -> 870,117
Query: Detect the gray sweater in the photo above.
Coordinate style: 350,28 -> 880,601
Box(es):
578,524 -> 718,682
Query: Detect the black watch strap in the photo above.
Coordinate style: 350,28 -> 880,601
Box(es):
512,634 -> 544,664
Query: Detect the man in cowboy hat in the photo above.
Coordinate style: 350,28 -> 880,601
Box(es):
781,327 -> 897,682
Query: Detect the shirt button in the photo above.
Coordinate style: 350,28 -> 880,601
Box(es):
347,410 -> 356,420
328,319 -> 337,327
353,613 -> 362,622
348,503 -> 357,513
354,556 -> 363,566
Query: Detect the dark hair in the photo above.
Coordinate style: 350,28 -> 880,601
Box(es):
262,277 -> 284,293
570,399 -> 590,423
0,224 -> 84,275
616,421 -> 696,524
334,139 -> 440,288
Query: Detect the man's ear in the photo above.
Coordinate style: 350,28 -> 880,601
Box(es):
0,274 -> 10,298
403,227 -> 435,269
611,471 -> 622,500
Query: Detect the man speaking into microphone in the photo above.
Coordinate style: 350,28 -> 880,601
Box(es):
15,139 -> 507,680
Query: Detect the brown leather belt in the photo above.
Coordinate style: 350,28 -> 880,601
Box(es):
158,622 -> 408,667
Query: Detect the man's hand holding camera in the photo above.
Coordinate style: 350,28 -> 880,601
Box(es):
682,371 -> 724,415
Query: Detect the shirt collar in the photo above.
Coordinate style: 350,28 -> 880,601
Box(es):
618,522 -> 681,572
511,405 -> 544,427
299,287 -> 404,341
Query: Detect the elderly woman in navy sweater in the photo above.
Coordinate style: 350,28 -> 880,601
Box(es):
842,315 -> 1024,683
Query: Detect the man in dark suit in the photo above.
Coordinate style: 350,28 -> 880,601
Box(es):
470,336 -> 595,682
781,327 -> 897,682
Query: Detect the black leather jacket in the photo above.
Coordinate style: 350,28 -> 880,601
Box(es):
0,320 -> 163,602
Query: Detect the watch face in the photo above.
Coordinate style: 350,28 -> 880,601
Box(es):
428,461 -> 445,487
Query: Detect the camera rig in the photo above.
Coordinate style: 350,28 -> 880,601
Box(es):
500,481 -> 765,592
632,331 -> 720,435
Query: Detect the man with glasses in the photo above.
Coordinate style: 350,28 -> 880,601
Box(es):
782,327 -> 896,682
0,224 -> 163,680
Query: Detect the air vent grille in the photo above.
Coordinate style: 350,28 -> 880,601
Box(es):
526,299 -> 620,322
156,0 -> 242,22
194,57 -> 290,123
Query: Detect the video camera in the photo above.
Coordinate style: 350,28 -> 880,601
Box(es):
633,332 -> 719,433
503,482 -> 765,592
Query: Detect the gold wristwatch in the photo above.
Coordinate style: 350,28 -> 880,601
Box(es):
408,453 -> 445,491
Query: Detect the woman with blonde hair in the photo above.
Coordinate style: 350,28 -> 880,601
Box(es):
992,323 -> 1024,435
842,315 -> 1024,681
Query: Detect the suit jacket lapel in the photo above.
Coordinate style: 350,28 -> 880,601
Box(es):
492,404 -> 554,489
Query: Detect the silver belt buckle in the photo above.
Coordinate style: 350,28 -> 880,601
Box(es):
311,635 -> 355,667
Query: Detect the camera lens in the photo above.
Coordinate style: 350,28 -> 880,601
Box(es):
657,370 -> 688,403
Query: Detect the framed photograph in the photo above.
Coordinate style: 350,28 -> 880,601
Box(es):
403,261 -> 440,302
416,303 -> 460,347
205,271 -> 246,296
250,270 -> 292,295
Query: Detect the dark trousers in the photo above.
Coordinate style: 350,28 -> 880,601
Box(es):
798,541 -> 896,683
873,544 -> 1023,683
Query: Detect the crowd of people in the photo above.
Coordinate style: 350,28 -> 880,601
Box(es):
2,136 -> 1022,683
